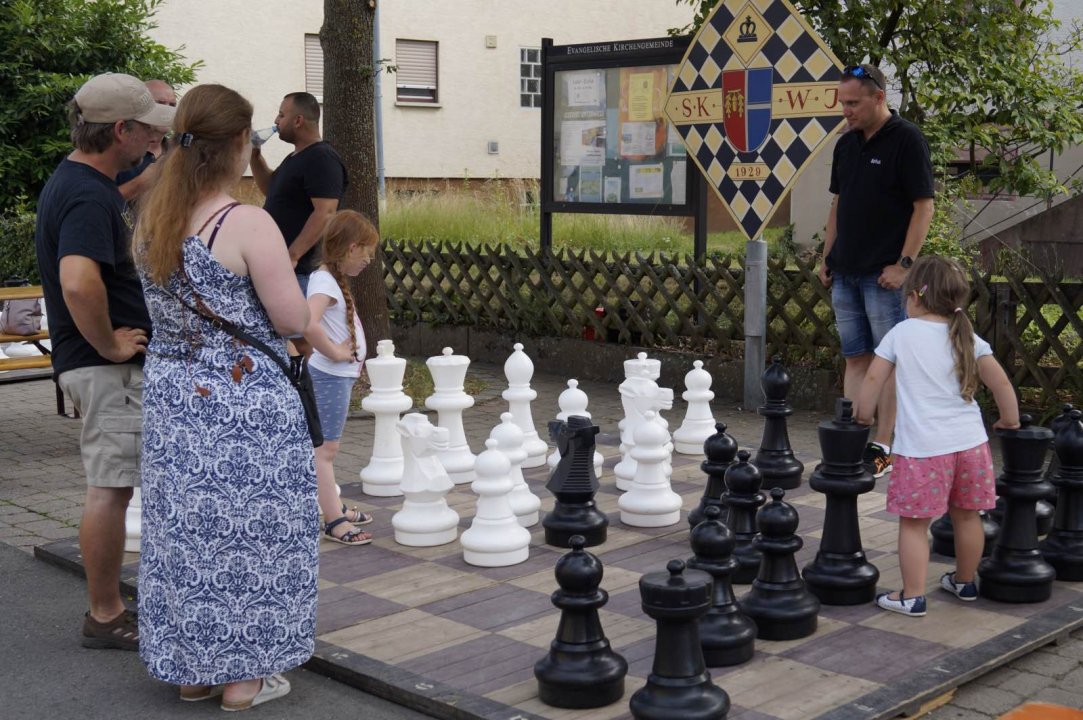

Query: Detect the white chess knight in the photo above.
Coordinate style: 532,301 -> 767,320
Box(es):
614,362 -> 674,491
461,438 -> 531,567
672,360 -> 718,455
425,347 -> 476,483
360,339 -> 412,496
490,413 -> 541,527
124,487 -> 142,553
392,413 -> 459,547
618,411 -> 683,527
546,379 -> 604,478
502,343 -> 548,468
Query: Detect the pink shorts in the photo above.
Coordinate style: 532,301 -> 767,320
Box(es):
886,442 -> 997,518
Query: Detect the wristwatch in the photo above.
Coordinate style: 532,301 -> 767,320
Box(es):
899,256 -> 913,269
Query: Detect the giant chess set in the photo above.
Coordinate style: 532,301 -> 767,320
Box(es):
38,342 -> 1083,720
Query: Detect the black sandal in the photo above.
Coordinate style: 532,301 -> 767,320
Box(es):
323,516 -> 373,546
342,504 -> 373,525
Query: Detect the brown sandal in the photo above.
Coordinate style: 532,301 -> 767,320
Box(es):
81,609 -> 139,651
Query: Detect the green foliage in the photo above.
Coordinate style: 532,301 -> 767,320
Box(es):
0,0 -> 199,214
674,1 -> 1083,206
0,198 -> 38,282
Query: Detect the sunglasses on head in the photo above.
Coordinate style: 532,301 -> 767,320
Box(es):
843,64 -> 884,91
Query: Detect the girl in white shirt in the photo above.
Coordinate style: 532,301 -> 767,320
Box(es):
857,255 -> 1019,617
304,210 -> 379,546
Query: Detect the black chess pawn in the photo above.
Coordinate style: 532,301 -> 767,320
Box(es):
629,560 -> 730,720
739,487 -> 820,640
978,415 -> 1056,603
929,511 -> 999,558
688,506 -> 756,667
544,416 -> 608,548
688,423 -> 739,528
802,399 -> 880,605
1040,409 -> 1083,581
535,535 -> 628,708
753,358 -> 804,490
722,450 -> 766,584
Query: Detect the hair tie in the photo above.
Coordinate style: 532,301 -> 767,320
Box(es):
954,307 -> 963,314
178,132 -> 195,148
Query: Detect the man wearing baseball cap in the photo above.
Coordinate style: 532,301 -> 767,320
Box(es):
35,72 -> 175,651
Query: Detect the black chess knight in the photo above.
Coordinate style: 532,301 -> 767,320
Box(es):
543,416 -> 608,548
1040,409 -> 1083,581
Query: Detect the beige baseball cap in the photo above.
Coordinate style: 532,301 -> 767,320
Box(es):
74,73 -> 176,127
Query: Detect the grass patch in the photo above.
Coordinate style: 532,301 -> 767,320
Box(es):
349,359 -> 488,413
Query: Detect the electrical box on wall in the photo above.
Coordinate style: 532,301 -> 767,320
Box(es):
487,141 -> 499,154
485,35 -> 497,48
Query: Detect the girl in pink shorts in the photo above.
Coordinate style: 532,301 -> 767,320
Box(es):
856,256 -> 1020,617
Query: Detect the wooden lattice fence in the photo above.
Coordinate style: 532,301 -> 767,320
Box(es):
382,239 -> 1081,409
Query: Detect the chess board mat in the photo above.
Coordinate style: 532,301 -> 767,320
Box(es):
37,426 -> 1083,720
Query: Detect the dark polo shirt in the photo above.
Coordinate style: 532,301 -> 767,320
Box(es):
827,111 -> 934,276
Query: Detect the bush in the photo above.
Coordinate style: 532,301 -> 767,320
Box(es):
0,202 -> 38,283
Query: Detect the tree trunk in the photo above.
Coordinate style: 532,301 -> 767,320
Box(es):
322,0 -> 388,358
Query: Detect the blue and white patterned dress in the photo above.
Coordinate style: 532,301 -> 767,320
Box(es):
138,235 -> 319,685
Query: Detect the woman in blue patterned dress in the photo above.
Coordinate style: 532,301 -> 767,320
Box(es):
133,84 -> 317,711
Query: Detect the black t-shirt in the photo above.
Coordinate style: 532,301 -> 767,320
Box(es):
115,151 -> 155,186
827,111 -> 934,276
34,159 -> 151,378
263,141 -> 348,275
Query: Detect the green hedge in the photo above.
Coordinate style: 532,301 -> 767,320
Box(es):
0,205 -> 38,283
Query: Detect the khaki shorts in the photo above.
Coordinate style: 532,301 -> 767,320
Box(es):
58,364 -> 143,488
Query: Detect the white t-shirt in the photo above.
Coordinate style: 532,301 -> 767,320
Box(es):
875,318 -> 993,458
306,269 -> 365,378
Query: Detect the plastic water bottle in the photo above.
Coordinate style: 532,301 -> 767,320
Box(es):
251,126 -> 277,148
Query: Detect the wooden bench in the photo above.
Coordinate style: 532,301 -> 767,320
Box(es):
0,285 -> 70,415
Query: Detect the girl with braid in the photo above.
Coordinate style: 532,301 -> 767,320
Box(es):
305,210 -> 379,545
857,255 -> 1019,617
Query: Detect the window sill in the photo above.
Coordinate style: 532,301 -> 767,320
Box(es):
395,101 -> 442,108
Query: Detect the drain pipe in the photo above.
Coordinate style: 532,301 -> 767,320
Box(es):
374,1 -> 386,210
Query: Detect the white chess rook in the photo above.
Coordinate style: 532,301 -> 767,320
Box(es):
461,439 -> 531,567
619,411 -> 682,527
425,347 -> 476,483
673,360 -> 718,455
491,412 -> 541,527
503,343 -> 548,468
360,339 -> 412,496
547,379 -> 604,478
392,413 -> 459,547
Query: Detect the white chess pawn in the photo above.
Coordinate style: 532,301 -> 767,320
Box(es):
672,360 -> 718,455
425,347 -> 476,483
392,413 -> 459,547
461,438 -> 531,567
490,413 -> 541,527
124,487 -> 142,553
618,411 -> 682,527
547,380 -> 604,478
502,343 -> 548,468
360,339 -> 412,496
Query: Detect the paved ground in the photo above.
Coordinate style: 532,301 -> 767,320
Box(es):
1,363 -> 1081,718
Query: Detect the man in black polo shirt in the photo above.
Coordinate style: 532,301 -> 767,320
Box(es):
36,72 -> 174,650
817,63 -> 934,478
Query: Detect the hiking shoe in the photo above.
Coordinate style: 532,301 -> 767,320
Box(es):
940,572 -> 979,601
863,443 -> 893,479
876,592 -> 927,617
81,609 -> 139,650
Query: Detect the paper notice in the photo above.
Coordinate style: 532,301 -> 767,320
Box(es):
627,72 -> 654,121
629,164 -> 664,200
559,120 -> 606,167
579,166 -> 603,203
604,177 -> 622,203
620,122 -> 658,158
670,161 -> 686,203
564,70 -> 605,108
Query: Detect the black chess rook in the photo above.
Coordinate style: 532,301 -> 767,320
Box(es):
630,560 -> 730,720
1040,409 -> 1083,581
534,535 -> 627,708
753,358 -> 804,490
688,423 -> 739,528
543,415 -> 608,548
722,450 -> 765,584
978,415 -> 1056,603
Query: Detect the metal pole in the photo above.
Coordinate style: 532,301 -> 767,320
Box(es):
374,2 -> 386,210
743,236 -> 767,410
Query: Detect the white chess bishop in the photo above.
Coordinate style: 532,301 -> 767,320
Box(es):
392,413 -> 459,547
360,339 -> 412,496
461,439 -> 531,567
425,347 -> 476,483
546,379 -> 604,478
672,360 -> 718,455
503,343 -> 549,468
490,413 -> 541,527
618,411 -> 682,527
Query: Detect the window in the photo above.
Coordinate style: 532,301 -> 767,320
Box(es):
396,39 -> 438,103
304,34 -> 324,100
520,47 -> 542,108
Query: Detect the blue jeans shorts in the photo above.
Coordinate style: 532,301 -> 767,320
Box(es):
831,272 -> 905,357
310,366 -> 357,442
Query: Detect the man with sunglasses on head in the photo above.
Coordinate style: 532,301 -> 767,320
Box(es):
817,63 -> 935,479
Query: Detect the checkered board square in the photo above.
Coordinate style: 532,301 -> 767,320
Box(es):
667,0 -> 847,240
38,424 -> 1083,720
